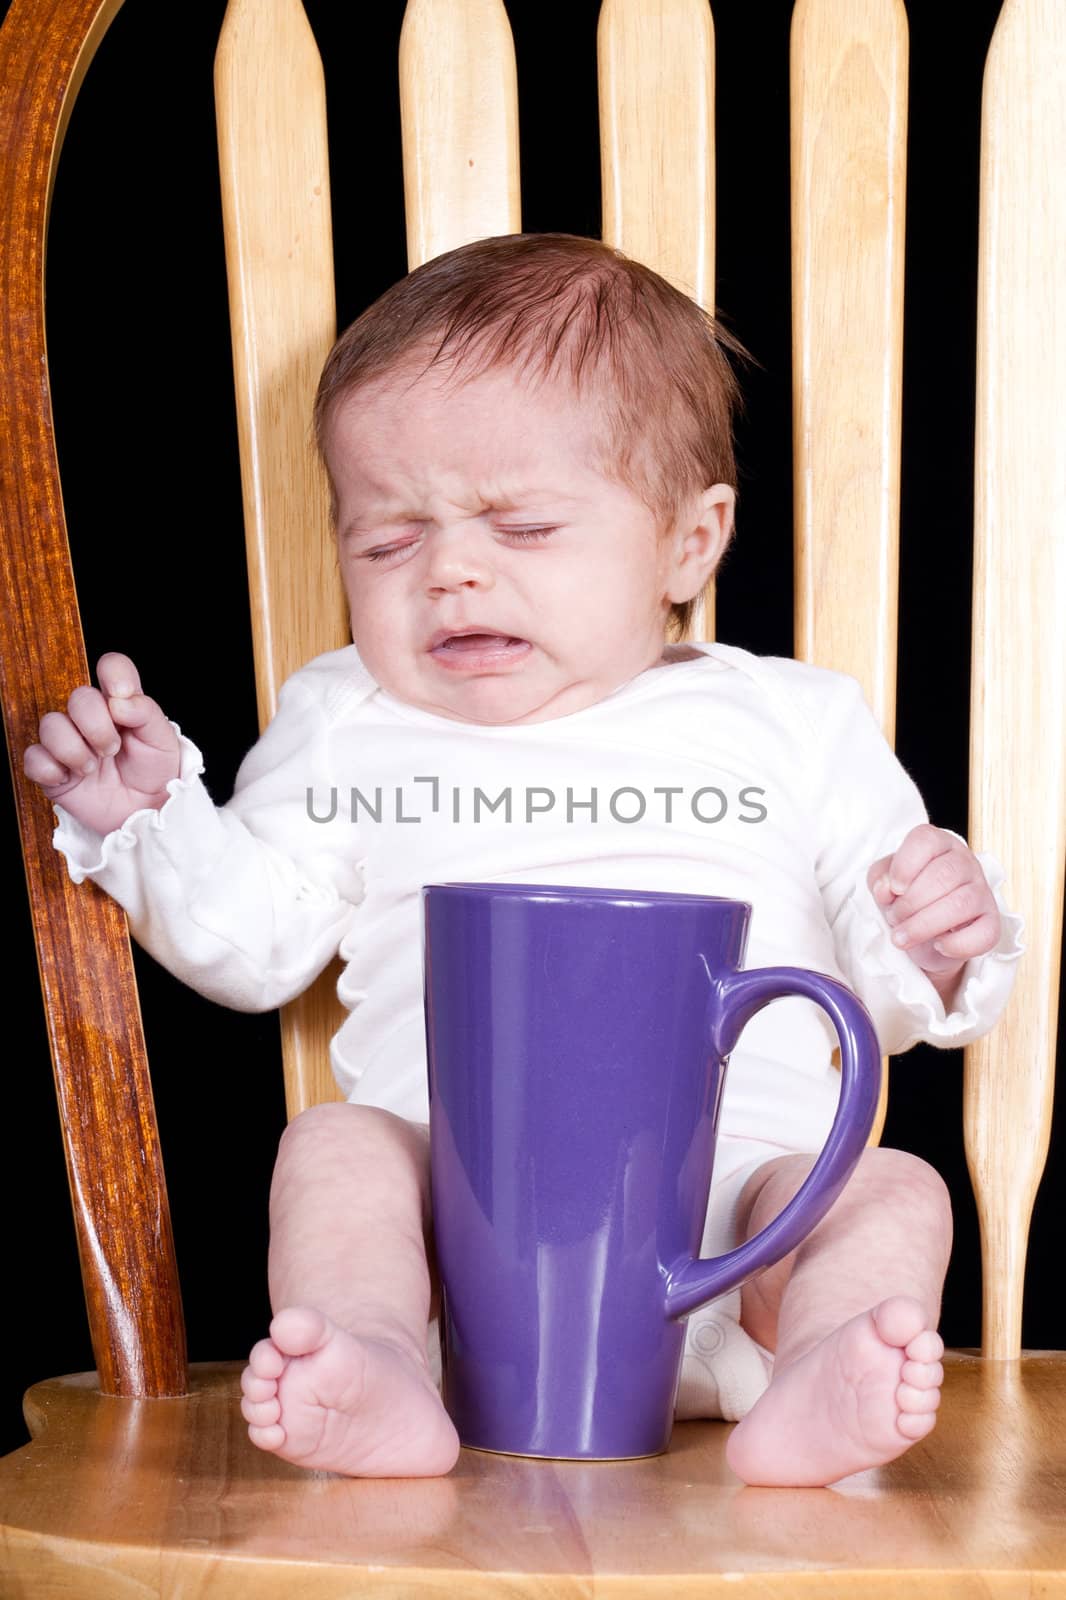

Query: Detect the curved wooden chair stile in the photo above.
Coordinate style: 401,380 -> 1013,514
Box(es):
0,0 -> 1063,1593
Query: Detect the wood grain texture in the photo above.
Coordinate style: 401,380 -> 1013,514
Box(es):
0,0 -> 186,1398
598,0 -> 718,641
790,0 -> 907,725
399,0 -> 520,269
216,0 -> 350,1117
790,0 -> 908,1148
597,0 -> 716,322
966,0 -> 1066,1359
2,1355 -> 1065,1595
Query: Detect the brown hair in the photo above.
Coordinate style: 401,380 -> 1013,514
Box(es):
314,232 -> 749,639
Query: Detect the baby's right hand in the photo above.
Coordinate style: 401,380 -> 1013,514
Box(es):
23,652 -> 182,837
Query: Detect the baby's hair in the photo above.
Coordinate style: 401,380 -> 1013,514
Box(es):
314,232 -> 750,638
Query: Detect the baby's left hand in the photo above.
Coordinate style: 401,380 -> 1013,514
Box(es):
867,824 -> 1001,978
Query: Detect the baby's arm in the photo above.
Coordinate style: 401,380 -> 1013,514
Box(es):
25,650 -> 363,1014
804,666 -> 1023,1052
23,652 -> 180,836
866,824 -> 1003,1012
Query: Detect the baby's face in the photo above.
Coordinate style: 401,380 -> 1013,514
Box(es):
326,362 -> 730,725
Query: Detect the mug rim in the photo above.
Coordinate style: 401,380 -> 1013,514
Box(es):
421,881 -> 751,910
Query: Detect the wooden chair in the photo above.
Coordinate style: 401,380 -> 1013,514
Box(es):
1,0 -> 1063,1591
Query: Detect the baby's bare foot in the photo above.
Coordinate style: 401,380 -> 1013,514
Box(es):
725,1295 -> 944,1487
240,1307 -> 460,1476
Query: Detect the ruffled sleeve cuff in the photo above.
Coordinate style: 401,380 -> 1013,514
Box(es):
52,727 -> 210,885
834,844 -> 1026,1055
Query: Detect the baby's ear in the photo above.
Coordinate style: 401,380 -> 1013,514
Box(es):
665,485 -> 735,602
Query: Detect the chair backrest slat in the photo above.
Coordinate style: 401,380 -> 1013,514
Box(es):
216,0 -> 349,1116
399,0 -> 521,269
597,0 -> 717,637
789,0 -> 908,1147
965,0 -> 1066,1358
789,0 -> 908,735
0,0 -> 186,1396
598,0 -> 716,305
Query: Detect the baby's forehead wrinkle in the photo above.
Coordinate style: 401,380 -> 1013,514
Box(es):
347,477 -> 589,523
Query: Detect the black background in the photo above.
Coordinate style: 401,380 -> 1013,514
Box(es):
2,0 -> 1062,1458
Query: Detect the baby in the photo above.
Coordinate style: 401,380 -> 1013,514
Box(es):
24,233 -> 1022,1488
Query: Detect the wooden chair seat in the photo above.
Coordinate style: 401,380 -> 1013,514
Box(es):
3,1355 -> 1065,1594
1,0 -> 1063,1593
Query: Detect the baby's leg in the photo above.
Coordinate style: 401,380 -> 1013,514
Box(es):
240,1102 -> 460,1476
726,1146 -> 952,1487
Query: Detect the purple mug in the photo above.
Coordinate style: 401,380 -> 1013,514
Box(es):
422,882 -> 881,1460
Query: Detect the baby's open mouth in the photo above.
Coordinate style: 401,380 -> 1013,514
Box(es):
429,630 -> 532,668
435,632 -> 526,652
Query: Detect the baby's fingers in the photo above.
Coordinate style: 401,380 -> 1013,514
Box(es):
887,878 -> 989,951
930,911 -> 1001,960
107,691 -> 177,752
23,739 -> 77,789
880,823 -> 960,899
867,854 -> 895,901
95,651 -> 143,700
66,685 -> 122,757
95,653 -> 174,751
35,695 -> 115,775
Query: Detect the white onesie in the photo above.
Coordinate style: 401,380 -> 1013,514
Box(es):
53,640 -> 1024,1419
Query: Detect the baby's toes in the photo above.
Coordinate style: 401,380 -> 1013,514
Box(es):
241,1363 -> 279,1404
905,1328 -> 944,1364
896,1378 -> 941,1415
896,1408 -> 938,1441
900,1356 -> 944,1390
246,1419 -> 287,1451
896,1326 -> 943,1444
247,1336 -> 287,1381
241,1391 -> 282,1429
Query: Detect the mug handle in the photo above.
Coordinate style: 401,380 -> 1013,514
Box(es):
663,966 -> 882,1320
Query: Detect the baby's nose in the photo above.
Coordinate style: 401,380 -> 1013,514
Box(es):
423,525 -> 496,593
